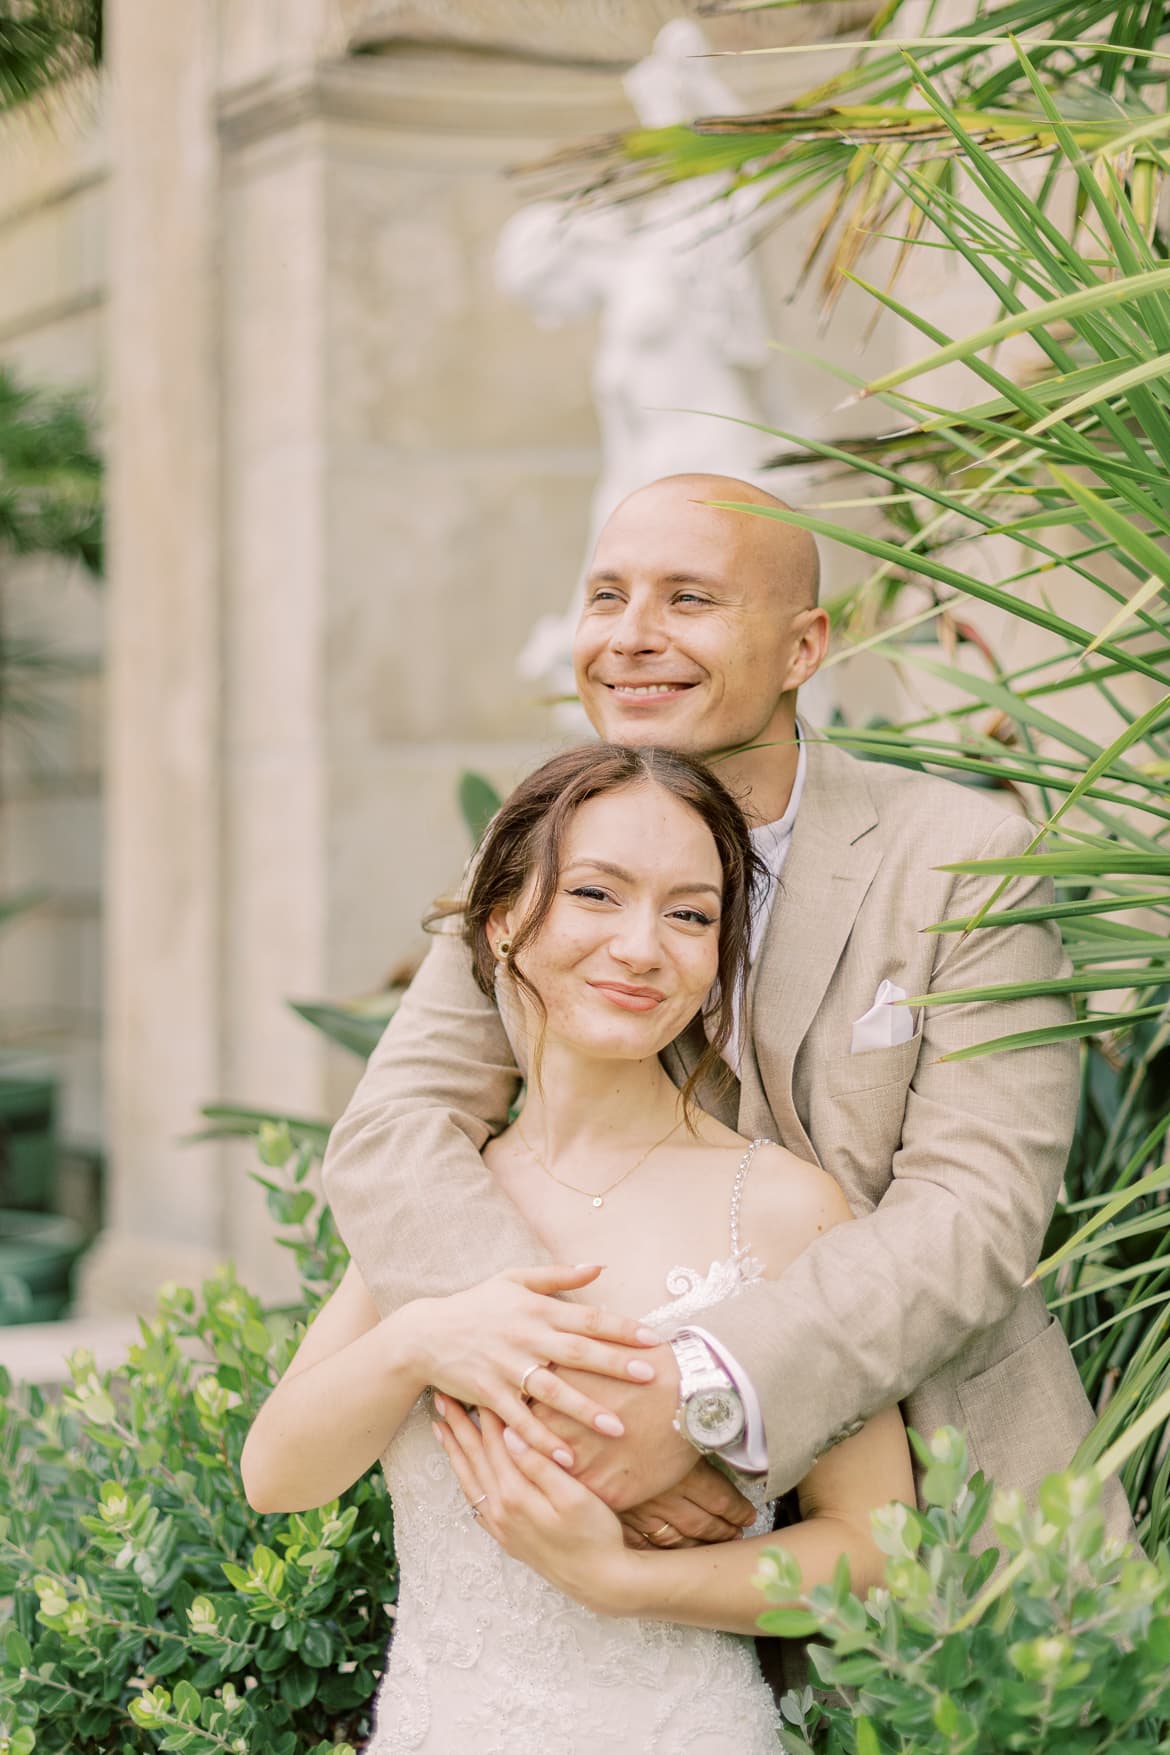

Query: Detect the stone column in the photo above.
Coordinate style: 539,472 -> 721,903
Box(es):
80,0 -> 228,1310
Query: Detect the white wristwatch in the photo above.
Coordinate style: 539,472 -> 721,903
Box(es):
669,1332 -> 746,1454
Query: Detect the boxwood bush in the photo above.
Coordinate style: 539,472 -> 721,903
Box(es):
763,1428 -> 1170,1754
0,1124 -> 395,1755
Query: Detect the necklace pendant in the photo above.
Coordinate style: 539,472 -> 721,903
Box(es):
592,1196 -> 604,1208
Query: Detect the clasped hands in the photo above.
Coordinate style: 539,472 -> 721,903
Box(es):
404,1262 -> 754,1549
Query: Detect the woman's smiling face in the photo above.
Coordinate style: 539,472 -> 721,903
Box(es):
493,781 -> 725,1064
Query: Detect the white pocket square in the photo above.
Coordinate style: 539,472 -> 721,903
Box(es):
851,979 -> 915,1054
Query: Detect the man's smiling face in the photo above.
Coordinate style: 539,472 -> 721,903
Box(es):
572,474 -> 824,764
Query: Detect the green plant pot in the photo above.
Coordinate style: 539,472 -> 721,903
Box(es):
0,1072 -> 58,1209
0,1208 -> 86,1325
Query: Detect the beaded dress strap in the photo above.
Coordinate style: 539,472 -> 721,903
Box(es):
729,1137 -> 775,1260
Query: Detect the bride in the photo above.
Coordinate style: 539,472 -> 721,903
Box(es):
241,742 -> 913,1753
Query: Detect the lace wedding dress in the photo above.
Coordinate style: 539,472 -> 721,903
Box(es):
364,1139 -> 782,1755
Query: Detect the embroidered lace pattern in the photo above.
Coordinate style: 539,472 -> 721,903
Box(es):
364,1140 -> 780,1754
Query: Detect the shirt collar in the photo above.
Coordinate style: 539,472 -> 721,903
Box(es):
750,728 -> 806,866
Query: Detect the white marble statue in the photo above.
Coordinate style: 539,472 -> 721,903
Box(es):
496,19 -> 776,708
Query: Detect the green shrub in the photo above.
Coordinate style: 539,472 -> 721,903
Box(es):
762,1428 -> 1170,1754
0,1128 -> 394,1755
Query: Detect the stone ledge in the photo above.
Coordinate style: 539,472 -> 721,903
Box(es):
0,286 -> 105,353
215,31 -> 888,158
345,0 -> 881,65
217,50 -> 633,152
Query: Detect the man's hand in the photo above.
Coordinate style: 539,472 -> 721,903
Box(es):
620,1459 -> 757,1549
529,1344 -> 690,1508
528,1347 -> 757,1540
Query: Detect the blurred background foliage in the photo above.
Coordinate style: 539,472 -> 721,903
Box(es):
0,2 -> 107,1340
0,344 -> 104,1314
0,365 -> 103,770
0,0 -> 101,115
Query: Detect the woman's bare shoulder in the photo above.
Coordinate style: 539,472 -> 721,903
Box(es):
732,1139 -> 853,1275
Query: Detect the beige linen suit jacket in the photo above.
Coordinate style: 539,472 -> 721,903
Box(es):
321,732 -> 1132,1540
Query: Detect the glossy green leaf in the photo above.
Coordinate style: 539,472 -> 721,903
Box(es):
458,770 -> 502,846
287,991 -> 402,1059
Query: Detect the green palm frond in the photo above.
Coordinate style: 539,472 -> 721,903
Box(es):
538,0 -> 1170,293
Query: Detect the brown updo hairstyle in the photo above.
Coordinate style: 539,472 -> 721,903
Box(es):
432,743 -> 765,1125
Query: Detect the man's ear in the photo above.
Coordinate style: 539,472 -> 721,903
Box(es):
784,606 -> 831,693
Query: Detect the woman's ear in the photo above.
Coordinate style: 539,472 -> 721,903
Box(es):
486,905 -> 514,958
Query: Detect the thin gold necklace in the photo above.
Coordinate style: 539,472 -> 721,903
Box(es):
517,1115 -> 684,1210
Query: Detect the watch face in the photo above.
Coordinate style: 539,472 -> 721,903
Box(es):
683,1388 -> 745,1451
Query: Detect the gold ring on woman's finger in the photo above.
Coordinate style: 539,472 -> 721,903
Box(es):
468,1493 -> 488,1518
646,1522 -> 675,1544
518,1360 -> 545,1400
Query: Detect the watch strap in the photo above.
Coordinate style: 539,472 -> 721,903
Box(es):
670,1331 -> 732,1396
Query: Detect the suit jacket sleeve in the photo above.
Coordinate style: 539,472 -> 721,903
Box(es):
319,927 -> 552,1314
697,811 -> 1080,1500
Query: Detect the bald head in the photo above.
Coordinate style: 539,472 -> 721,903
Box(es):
610,473 -> 820,609
574,468 -> 831,792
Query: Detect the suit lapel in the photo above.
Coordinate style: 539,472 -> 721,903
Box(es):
737,729 -> 882,1158
660,1015 -> 741,1130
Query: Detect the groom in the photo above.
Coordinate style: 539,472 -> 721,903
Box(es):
322,473 -> 1131,1548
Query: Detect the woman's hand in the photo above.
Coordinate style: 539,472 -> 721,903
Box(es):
396,1263 -> 661,1468
433,1398 -> 637,1617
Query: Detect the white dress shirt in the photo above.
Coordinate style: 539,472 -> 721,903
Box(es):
682,732 -> 808,1473
725,733 -> 808,1075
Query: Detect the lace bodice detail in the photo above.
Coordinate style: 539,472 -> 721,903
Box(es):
641,1136 -> 768,1333
364,1140 -> 781,1754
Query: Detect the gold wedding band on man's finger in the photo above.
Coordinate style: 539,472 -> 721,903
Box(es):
646,1522 -> 675,1545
